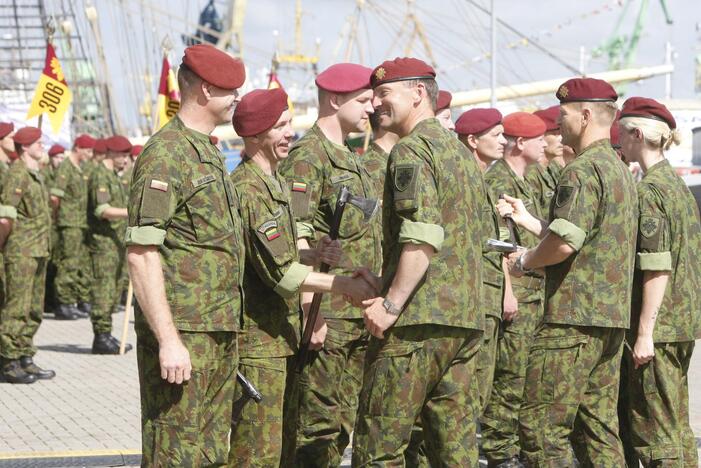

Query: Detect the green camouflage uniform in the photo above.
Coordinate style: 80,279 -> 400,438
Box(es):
620,159 -> 701,468
518,139 -> 638,467
279,123 -> 382,467
51,158 -> 91,305
228,159 -> 310,467
363,142 -> 388,200
352,118 -> 486,467
126,116 -> 243,466
117,165 -> 133,294
482,158 -> 545,463
0,160 -> 8,307
524,161 -> 562,215
87,163 -> 127,335
0,159 -> 51,360
41,165 -> 59,310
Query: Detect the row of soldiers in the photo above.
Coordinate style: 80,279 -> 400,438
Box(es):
0,127 -> 140,384
125,43 -> 701,468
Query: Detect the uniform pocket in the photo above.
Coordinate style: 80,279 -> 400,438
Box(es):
642,358 -> 658,396
367,340 -> 423,417
531,334 -> 588,404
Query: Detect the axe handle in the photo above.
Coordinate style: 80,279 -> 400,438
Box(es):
499,194 -> 518,247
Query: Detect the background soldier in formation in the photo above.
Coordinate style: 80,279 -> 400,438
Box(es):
524,106 -> 564,215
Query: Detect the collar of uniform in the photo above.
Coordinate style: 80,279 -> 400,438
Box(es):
243,158 -> 289,204
642,158 -> 670,178
311,123 -> 359,174
496,158 -> 532,197
576,138 -> 614,159
173,116 -> 222,166
368,141 -> 388,157
409,117 -> 441,135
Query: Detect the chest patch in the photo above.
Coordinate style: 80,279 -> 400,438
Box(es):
193,174 -> 216,188
330,173 -> 353,185
292,181 -> 307,192
150,179 -> 169,192
258,220 -> 280,241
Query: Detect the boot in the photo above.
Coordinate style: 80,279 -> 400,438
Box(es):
73,302 -> 90,319
491,456 -> 525,468
20,356 -> 55,380
92,333 -> 132,354
107,334 -> 133,353
54,303 -> 78,320
2,359 -> 37,384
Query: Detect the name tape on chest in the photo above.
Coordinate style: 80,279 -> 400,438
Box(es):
149,179 -> 169,192
330,173 -> 353,185
193,174 -> 216,188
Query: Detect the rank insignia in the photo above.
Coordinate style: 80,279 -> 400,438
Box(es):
292,182 -> 307,192
640,216 -> 660,238
150,179 -> 169,192
394,166 -> 415,192
557,85 -> 569,99
375,67 -> 386,80
555,185 -> 575,208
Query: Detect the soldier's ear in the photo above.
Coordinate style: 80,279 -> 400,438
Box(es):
328,93 -> 342,111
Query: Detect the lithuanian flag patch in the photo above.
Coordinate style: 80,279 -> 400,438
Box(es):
292,182 -> 307,192
265,226 -> 281,241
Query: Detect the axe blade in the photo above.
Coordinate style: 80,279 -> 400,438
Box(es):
347,194 -> 379,221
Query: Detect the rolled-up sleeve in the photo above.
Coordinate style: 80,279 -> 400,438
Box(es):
548,218 -> 587,251
398,220 -> 444,252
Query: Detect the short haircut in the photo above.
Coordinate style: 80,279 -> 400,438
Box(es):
403,79 -> 438,110
572,101 -> 618,127
177,63 -> 201,98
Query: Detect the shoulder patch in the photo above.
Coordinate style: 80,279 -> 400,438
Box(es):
150,179 -> 169,192
291,181 -> 307,192
555,185 -> 575,208
394,165 -> 416,192
640,216 -> 660,238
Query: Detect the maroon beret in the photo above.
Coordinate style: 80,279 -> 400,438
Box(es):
48,144 -> 66,157
13,127 -> 42,146
74,134 -> 96,149
315,63 -> 372,93
93,138 -> 107,154
0,122 -> 14,139
455,108 -> 503,136
436,90 -> 452,111
556,77 -> 618,103
131,145 -> 143,157
105,135 -> 132,153
182,44 -> 246,90
371,57 -> 436,88
533,106 -> 560,132
620,96 -> 676,129
503,112 -> 547,138
233,88 -> 289,137
209,135 -> 219,145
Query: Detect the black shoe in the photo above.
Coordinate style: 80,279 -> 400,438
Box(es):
19,356 -> 55,380
107,334 -> 133,353
77,301 -> 92,315
54,304 -> 79,320
491,456 -> 524,468
2,360 -> 37,384
92,333 -> 131,354
72,303 -> 89,319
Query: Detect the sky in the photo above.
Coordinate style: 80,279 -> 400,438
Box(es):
40,0 -> 701,135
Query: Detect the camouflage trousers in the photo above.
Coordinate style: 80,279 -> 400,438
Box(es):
136,324 -> 237,467
482,300 -> 543,463
294,318 -> 368,468
0,252 -> 5,309
55,227 -> 92,304
229,355 -> 295,467
352,325 -> 483,467
44,226 -> 60,311
620,340 -> 697,468
519,324 -> 625,468
89,238 -> 124,334
0,256 -> 47,360
475,314 -> 501,413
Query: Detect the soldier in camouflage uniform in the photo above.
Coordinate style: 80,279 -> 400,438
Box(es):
228,87 -> 376,467
434,90 -> 454,131
0,127 -> 55,384
482,112 -> 547,467
278,62 -> 382,467
524,106 -> 565,215
352,57 -> 487,466
126,44 -> 245,466
42,144 -> 66,316
51,135 -> 95,320
617,97 -> 701,468
500,78 -> 637,467
0,122 -> 16,309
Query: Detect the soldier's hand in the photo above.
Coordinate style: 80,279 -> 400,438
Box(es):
343,275 -> 378,307
317,235 -> 342,267
497,194 -> 531,227
308,313 -> 327,351
362,297 -> 399,339
505,249 -> 527,278
632,335 -> 655,369
159,338 -> 192,384
353,267 -> 381,294
502,290 -> 519,321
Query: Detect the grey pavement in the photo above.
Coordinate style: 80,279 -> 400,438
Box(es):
1,311 -> 699,466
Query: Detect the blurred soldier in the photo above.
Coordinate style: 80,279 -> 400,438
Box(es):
86,138 -> 106,179
499,78 -> 637,467
0,127 -> 55,383
618,97 -> 701,468
43,144 -> 66,315
363,110 -> 399,201
87,135 -> 131,354
228,87 -> 376,467
482,112 -> 547,467
455,108 -> 507,412
278,62 -> 381,466
353,57 -> 486,466
126,44 -> 245,466
435,90 -> 454,131
52,135 -> 95,320
524,106 -> 564,214
0,122 -> 16,178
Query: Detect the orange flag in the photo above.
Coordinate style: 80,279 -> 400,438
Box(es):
26,43 -> 72,134
154,56 -> 181,131
268,72 -> 294,114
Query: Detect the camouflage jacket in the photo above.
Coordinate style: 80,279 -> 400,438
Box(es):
632,159 -> 701,342
0,159 -> 51,258
362,142 -> 388,200
87,163 -> 127,245
480,181 -> 505,318
52,158 -> 89,228
545,139 -> 638,328
485,158 -> 544,303
382,118 -> 485,330
126,116 -> 244,332
232,160 -> 309,357
525,161 -> 562,215
279,123 -> 382,319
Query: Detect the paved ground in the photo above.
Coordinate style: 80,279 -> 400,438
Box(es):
0,311 -> 699,466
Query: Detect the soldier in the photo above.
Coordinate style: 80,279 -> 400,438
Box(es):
0,122 -> 15,177
86,135 -> 132,354
52,135 -> 95,320
498,78 -> 637,466
481,112 -> 547,467
617,97 -> 701,468
43,144 -> 66,316
353,57 -> 487,466
524,106 -> 564,214
435,90 -> 454,131
455,108 -> 507,412
86,138 -> 106,178
228,87 -> 376,466
0,127 -> 55,384
126,44 -> 245,466
278,62 -> 382,466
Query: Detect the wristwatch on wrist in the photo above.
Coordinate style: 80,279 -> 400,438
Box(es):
382,297 -> 402,316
